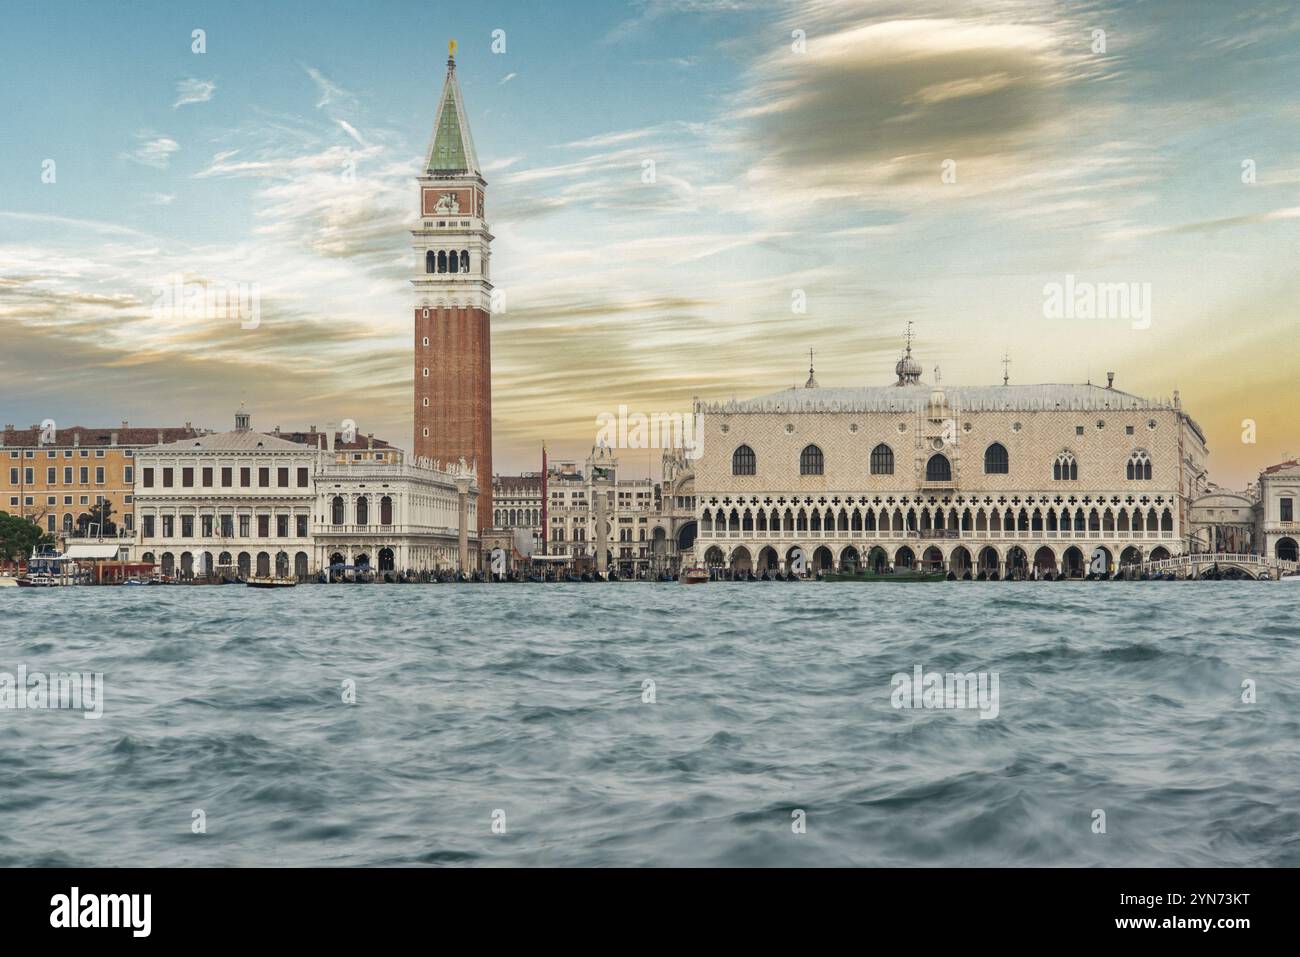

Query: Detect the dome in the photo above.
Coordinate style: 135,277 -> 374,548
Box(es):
895,352 -> 922,386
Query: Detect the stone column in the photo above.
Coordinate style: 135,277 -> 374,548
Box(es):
594,485 -> 608,577
455,476 -> 471,573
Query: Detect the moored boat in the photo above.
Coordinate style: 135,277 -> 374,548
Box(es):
823,568 -> 947,582
680,565 -> 709,584
246,576 -> 297,589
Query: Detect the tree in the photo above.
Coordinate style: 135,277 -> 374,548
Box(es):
0,512 -> 54,562
75,500 -> 116,537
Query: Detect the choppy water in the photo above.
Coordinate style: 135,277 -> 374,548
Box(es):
1,582 -> 1297,867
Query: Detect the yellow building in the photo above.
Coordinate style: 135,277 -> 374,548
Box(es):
0,423 -> 200,542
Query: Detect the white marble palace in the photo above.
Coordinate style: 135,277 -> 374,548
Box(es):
690,331 -> 1210,579
130,409 -> 478,578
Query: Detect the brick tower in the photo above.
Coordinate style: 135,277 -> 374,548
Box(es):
412,40 -> 493,530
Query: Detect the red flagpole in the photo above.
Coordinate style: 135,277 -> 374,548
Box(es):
540,442 -> 548,556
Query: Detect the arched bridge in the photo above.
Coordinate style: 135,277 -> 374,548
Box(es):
1120,552 -> 1298,580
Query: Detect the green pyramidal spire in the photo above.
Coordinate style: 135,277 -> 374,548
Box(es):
425,44 -> 480,176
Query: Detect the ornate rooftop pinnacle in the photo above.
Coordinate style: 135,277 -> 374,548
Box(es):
894,322 -> 922,386
424,40 -> 480,177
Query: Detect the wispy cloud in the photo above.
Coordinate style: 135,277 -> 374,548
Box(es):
499,72 -> 517,85
304,65 -> 353,110
120,133 -> 180,169
173,78 -> 216,109
336,119 -> 367,147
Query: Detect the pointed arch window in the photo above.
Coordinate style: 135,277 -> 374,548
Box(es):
1053,452 -> 1078,481
731,445 -> 756,476
869,443 -> 894,475
925,454 -> 952,482
1126,450 -> 1152,480
799,444 -> 824,476
983,442 -> 1009,474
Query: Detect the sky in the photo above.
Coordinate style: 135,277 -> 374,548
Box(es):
2,0 -> 1299,489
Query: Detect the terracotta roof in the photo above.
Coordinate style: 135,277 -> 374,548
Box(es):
0,425 -> 201,448
1262,460 -> 1300,474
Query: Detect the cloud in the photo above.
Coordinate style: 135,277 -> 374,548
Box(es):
173,78 -> 216,109
336,119 -> 367,147
304,65 -> 354,110
499,72 -> 517,85
121,134 -> 180,169
733,17 -> 1080,214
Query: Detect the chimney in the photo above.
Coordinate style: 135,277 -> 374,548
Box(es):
121,420 -> 129,430
73,432 -> 80,447
367,432 -> 374,450
157,431 -> 164,444
309,425 -> 317,434
110,431 -> 118,447
326,428 -> 334,452
1106,372 -> 1114,389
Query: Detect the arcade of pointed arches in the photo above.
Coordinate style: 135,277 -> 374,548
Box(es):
700,541 -> 1169,577
699,496 -> 1176,537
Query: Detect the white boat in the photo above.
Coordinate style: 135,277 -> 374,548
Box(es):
16,574 -> 60,587
0,575 -> 18,588
246,576 -> 297,589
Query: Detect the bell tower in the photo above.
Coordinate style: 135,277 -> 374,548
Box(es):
412,40 -> 493,530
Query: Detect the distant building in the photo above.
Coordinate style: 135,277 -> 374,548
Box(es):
129,409 -> 479,579
689,330 -> 1210,578
1188,486 -> 1256,554
0,422 -> 200,542
131,409 -> 320,579
1255,460 -> 1300,563
542,445 -> 659,576
315,444 -> 478,574
412,44 -> 493,530
491,472 -> 543,554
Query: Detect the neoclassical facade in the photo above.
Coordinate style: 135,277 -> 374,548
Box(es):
130,410 -> 479,578
691,341 -> 1210,578
1255,460 -> 1300,563
132,410 -> 319,579
315,451 -> 478,573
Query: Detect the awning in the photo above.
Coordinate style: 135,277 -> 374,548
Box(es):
64,543 -> 128,559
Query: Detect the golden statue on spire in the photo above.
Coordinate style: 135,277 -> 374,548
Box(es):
449,39 -> 457,57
